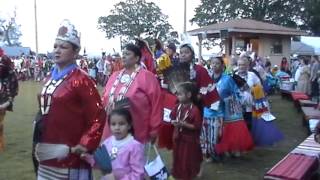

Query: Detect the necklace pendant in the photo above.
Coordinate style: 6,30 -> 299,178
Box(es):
120,74 -> 131,83
110,147 -> 118,160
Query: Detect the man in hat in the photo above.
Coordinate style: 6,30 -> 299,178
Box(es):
0,54 -> 18,151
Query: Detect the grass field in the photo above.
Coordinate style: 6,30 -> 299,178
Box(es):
0,81 -> 310,180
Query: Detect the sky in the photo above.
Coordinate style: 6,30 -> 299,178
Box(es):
0,0 -> 201,56
1,0 -> 319,57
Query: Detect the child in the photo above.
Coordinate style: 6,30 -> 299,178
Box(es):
83,108 -> 145,180
170,82 -> 203,180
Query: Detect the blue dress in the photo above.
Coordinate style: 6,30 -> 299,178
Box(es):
201,74 -> 253,157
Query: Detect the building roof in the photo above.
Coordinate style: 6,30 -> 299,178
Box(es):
291,41 -> 315,56
188,19 -> 308,36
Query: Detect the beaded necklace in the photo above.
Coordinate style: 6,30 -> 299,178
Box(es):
106,66 -> 141,113
176,103 -> 193,132
40,76 -> 67,115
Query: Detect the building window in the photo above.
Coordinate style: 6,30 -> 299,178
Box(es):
271,39 -> 283,54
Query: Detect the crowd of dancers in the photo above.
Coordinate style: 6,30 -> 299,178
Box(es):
2,19 -> 318,180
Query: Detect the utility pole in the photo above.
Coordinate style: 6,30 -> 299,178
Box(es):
34,0 -> 39,59
183,0 -> 187,33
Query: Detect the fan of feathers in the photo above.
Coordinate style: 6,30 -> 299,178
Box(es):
162,62 -> 191,94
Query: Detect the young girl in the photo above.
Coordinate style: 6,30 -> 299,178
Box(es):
83,108 -> 145,180
170,82 -> 203,180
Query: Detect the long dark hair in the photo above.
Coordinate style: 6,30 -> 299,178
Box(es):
180,44 -> 195,61
154,39 -> 163,51
178,82 -> 202,113
211,56 -> 226,72
124,43 -> 142,60
108,108 -> 134,135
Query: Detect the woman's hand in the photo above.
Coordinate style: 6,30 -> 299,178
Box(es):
173,121 -> 185,128
71,144 -> 88,155
171,120 -> 179,126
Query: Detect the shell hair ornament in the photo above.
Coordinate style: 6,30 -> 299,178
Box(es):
56,19 -> 81,48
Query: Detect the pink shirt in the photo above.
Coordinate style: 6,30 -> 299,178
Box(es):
102,69 -> 162,143
101,136 -> 145,180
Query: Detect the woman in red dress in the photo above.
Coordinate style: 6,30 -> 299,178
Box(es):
33,20 -> 105,179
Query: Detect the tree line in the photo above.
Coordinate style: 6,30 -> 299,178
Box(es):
1,0 -> 319,47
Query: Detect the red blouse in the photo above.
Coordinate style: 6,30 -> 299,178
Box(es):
39,68 -> 106,168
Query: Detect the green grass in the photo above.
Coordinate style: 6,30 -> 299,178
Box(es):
0,81 -> 309,179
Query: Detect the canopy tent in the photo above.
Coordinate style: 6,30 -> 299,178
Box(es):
291,41 -> 315,56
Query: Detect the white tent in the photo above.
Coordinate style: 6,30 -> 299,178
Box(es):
291,41 -> 315,56
301,36 -> 320,55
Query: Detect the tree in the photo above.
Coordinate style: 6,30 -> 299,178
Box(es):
0,10 -> 22,46
98,0 -> 172,45
191,0 -> 304,28
303,0 -> 320,35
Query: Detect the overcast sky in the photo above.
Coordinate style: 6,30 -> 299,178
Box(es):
1,0 -> 319,56
0,0 -> 201,56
